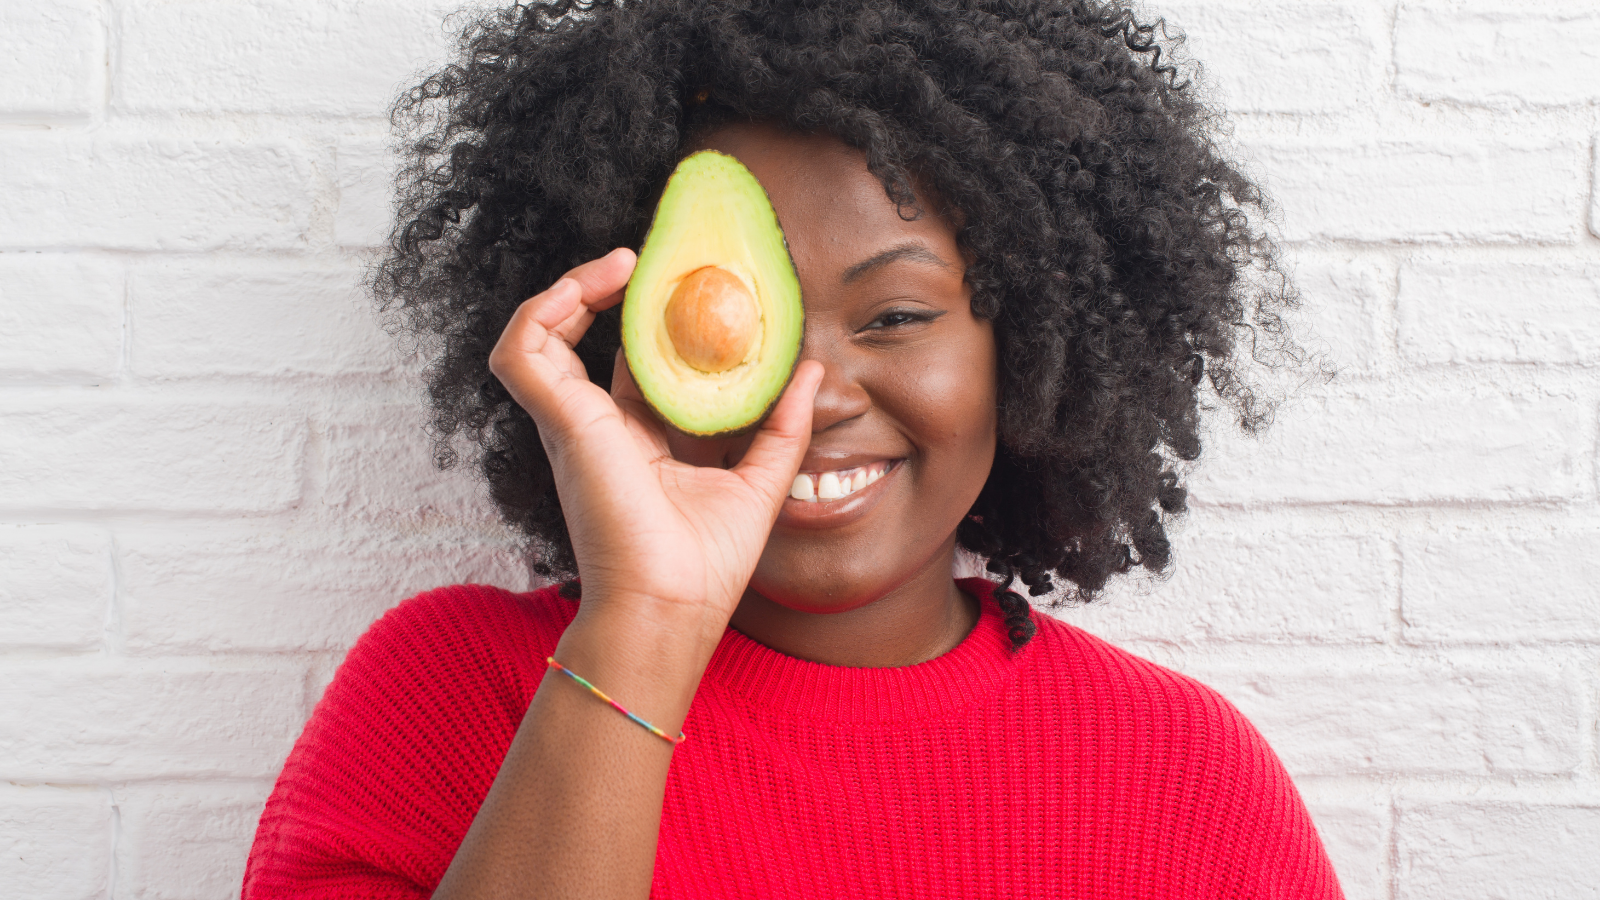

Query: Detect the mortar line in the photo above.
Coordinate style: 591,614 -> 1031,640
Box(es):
1589,384 -> 1600,503
118,254 -> 131,383
1585,135 -> 1598,244
1384,789 -> 1399,900
1381,244 -> 1402,373
101,530 -> 120,657
105,786 -> 120,900
105,529 -> 126,657
1582,655 -> 1600,781
1385,531 -> 1405,647
98,0 -> 113,119
1382,0 -> 1399,101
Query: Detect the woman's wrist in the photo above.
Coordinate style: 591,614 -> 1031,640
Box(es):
548,591 -> 731,733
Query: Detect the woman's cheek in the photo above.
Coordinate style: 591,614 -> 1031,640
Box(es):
901,339 -> 997,458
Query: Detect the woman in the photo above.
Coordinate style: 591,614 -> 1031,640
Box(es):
244,0 -> 1340,896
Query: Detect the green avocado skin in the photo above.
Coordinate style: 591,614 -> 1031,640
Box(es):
621,151 -> 804,437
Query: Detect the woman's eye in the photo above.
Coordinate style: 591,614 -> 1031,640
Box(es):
863,309 -> 937,331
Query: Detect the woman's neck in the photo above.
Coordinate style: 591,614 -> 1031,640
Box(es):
727,543 -> 980,668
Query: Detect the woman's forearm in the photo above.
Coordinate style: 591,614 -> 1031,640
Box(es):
431,593 -> 725,900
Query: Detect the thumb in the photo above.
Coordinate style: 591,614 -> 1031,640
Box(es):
731,361 -> 823,503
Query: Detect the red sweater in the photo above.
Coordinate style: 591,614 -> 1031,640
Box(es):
243,580 -> 1343,898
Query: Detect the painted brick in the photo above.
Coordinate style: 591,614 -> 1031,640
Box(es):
0,400 -> 306,513
1193,662 -> 1580,776
0,1 -> 100,117
320,405 -> 499,523
307,655 -> 346,712
130,261 -> 396,377
1397,3 -> 1600,107
1401,530 -> 1600,643
1591,139 -> 1600,240
1191,389 -> 1585,505
1399,258 -> 1600,364
335,135 -> 397,249
114,783 -> 271,900
0,255 -> 123,381
1292,254 -> 1388,373
120,528 -> 531,653
1058,531 -> 1389,644
0,525 -> 110,651
1158,1 -> 1375,113
1254,140 -> 1583,244
0,785 -> 110,900
0,136 -> 311,251
117,0 -> 459,115
0,660 -> 306,781
1302,796 -> 1386,900
1397,801 -> 1600,899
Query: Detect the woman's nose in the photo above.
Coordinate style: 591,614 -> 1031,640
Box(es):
804,347 -> 872,433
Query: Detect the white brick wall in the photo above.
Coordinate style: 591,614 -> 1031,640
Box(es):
1395,2 -> 1600,108
0,136 -> 316,251
1,1 -> 1596,896
1396,800 -> 1600,899
0,785 -> 111,900
0,2 -> 102,120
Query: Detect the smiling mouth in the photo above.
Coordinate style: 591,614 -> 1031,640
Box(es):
787,460 -> 899,502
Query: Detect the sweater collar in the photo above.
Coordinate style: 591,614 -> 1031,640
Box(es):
703,578 -> 1027,725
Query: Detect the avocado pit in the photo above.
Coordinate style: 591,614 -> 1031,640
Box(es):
664,265 -> 760,373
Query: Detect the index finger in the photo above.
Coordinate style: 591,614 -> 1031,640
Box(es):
541,247 -> 638,347
488,248 -> 637,417
491,247 -> 637,373
562,247 -> 637,311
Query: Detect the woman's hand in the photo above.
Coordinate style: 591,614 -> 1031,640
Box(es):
488,248 -> 823,644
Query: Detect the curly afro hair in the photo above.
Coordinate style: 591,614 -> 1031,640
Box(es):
375,0 -> 1297,649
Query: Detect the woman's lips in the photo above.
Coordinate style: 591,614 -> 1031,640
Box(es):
777,459 -> 902,529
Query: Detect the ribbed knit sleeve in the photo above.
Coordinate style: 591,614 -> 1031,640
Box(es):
1215,708 -> 1342,899
1036,621 -> 1342,900
241,584 -> 569,899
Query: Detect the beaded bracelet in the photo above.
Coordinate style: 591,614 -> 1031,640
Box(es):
545,657 -> 686,745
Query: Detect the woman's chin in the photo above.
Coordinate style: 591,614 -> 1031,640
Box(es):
741,574 -> 883,617
746,522 -> 966,620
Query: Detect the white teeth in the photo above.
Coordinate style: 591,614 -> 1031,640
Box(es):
787,462 -> 894,503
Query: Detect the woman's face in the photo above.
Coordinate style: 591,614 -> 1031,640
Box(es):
667,123 -> 998,614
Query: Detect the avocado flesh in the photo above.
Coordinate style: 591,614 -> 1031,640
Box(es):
622,150 -> 803,436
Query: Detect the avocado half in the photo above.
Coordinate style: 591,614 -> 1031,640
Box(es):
621,150 -> 804,437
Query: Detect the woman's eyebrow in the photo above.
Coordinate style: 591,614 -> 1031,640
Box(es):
841,242 -> 954,283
